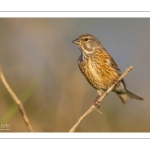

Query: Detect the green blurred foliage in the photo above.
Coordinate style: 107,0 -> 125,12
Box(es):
0,18 -> 149,132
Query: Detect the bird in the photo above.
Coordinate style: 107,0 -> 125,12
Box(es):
72,34 -> 143,106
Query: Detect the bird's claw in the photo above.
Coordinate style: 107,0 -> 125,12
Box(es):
113,79 -> 121,87
93,97 -> 100,108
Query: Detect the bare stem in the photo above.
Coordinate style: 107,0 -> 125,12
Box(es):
69,66 -> 133,132
0,67 -> 34,132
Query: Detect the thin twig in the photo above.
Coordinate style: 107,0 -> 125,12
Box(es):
94,108 -> 102,114
69,66 -> 133,132
0,67 -> 34,132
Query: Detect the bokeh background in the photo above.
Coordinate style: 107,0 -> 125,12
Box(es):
0,18 -> 149,132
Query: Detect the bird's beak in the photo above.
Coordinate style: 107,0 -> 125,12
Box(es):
72,38 -> 80,45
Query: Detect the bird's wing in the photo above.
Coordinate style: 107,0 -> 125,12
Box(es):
108,54 -> 126,88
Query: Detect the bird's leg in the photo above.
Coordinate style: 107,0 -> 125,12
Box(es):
93,90 -> 101,108
113,78 -> 121,87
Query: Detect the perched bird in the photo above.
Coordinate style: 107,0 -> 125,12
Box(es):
72,34 -> 143,105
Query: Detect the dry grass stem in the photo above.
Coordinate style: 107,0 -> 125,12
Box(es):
69,66 -> 133,132
0,67 -> 34,132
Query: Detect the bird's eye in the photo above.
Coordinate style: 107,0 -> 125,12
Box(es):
85,38 -> 88,41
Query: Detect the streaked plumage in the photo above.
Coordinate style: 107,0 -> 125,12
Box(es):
72,34 -> 143,104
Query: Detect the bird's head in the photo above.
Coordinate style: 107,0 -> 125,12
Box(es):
72,34 -> 103,56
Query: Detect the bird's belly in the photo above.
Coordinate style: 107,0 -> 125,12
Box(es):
78,60 -> 118,90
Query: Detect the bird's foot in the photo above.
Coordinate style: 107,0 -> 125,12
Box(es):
93,95 -> 100,108
113,79 -> 121,87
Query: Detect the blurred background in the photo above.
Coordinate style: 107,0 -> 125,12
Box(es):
0,18 -> 149,132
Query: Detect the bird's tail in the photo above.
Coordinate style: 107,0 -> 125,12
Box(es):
117,89 -> 144,104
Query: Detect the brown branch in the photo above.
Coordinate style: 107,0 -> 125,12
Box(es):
0,67 -> 34,132
69,66 -> 133,132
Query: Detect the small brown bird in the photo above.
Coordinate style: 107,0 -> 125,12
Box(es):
72,34 -> 143,104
